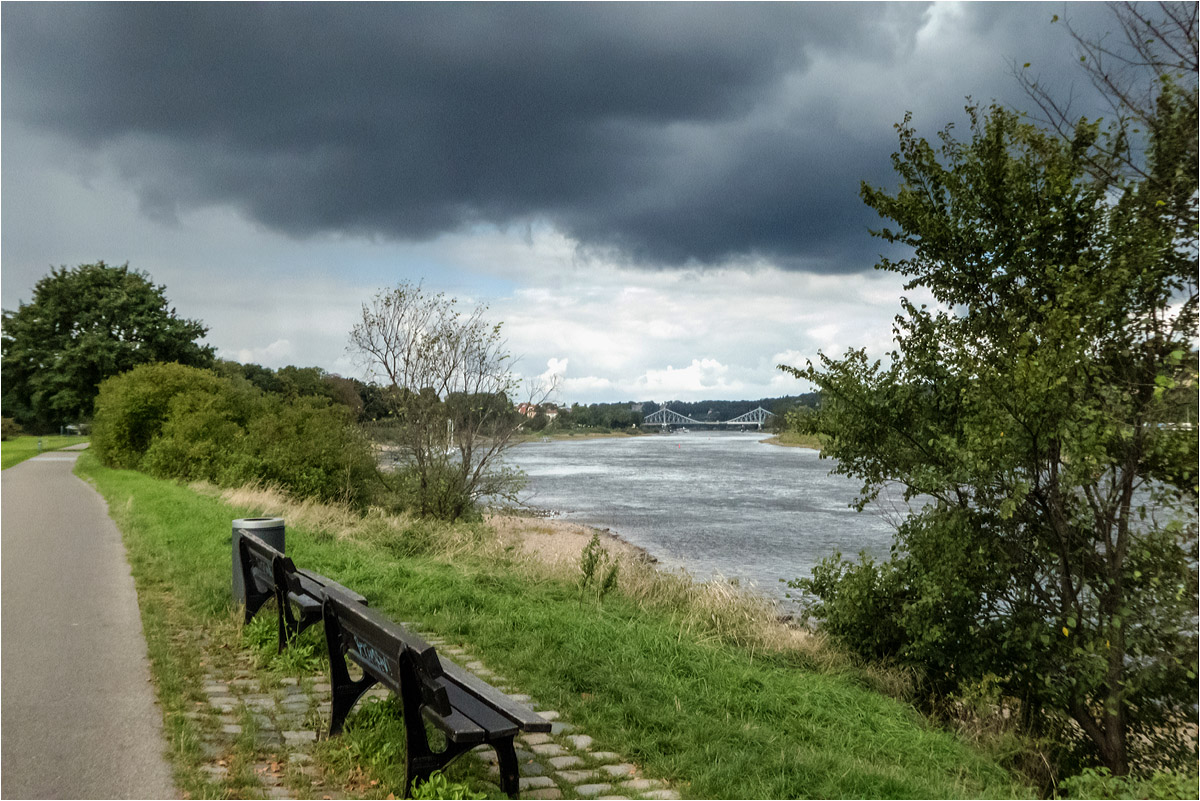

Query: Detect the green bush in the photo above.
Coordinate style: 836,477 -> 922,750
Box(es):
92,362 -> 227,469
794,550 -> 909,662
387,461 -> 479,521
141,385 -> 260,483
1,417 -> 22,441
94,362 -> 379,506
242,395 -> 377,507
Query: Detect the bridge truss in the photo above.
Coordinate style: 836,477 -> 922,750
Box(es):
643,405 -> 775,429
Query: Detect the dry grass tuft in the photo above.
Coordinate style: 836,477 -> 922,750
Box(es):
204,481 -> 498,559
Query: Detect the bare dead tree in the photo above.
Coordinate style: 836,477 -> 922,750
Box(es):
349,281 -> 551,520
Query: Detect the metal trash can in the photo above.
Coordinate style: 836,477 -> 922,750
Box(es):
232,517 -> 285,604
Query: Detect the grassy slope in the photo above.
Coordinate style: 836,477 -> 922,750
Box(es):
76,451 -> 1028,799
1,434 -> 89,469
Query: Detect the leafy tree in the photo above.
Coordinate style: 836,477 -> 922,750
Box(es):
350,281 -> 542,520
1,262 -> 213,430
783,99 -> 1197,776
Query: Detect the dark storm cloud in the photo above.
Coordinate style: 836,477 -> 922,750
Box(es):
1,2 -> 1110,271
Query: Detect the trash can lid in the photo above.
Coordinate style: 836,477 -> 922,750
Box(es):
232,517 -> 284,529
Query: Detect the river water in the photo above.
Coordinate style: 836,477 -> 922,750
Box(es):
508,432 -> 905,607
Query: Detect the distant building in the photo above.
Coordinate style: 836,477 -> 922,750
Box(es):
516,402 -> 558,419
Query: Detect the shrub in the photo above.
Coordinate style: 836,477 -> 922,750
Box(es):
141,385 -> 260,483
92,362 -> 226,469
242,395 -> 378,507
94,361 -> 380,507
386,461 -> 480,521
793,550 -> 908,662
1,417 -> 22,441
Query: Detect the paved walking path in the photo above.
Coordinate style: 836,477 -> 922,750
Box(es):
2,447 -> 176,799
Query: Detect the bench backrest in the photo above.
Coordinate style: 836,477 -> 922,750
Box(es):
322,584 -> 451,716
238,529 -> 284,594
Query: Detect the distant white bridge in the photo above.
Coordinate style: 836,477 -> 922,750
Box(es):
643,405 -> 775,430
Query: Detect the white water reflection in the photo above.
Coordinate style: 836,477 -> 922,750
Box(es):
507,432 -> 902,606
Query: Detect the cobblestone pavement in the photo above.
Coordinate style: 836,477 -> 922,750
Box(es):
193,626 -> 680,800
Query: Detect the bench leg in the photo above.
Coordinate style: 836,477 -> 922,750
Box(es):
243,587 -> 272,625
277,593 -> 322,653
402,733 -> 475,800
401,736 -> 520,799
323,611 -> 379,736
493,738 -> 521,799
275,589 -> 290,653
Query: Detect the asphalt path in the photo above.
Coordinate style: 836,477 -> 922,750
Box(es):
2,447 -> 176,799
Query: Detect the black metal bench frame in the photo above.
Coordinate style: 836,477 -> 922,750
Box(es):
320,585 -> 550,798
236,530 -> 366,652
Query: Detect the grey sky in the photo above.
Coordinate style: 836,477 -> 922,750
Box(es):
1,2 -> 1116,402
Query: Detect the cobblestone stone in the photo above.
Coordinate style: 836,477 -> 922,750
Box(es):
567,734 -> 594,750
556,769 -> 599,783
601,763 -> 637,778
620,779 -> 664,791
576,783 -> 614,796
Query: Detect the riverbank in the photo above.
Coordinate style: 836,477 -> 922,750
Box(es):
760,430 -> 823,449
513,428 -> 646,443
488,512 -> 660,569
76,452 -> 1030,799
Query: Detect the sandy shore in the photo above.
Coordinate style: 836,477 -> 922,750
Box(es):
487,512 -> 658,570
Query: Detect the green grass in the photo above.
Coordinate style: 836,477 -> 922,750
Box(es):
1,434 -> 89,469
76,451 -> 1030,799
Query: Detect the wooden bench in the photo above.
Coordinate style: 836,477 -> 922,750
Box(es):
320,584 -> 551,798
236,530 -> 367,652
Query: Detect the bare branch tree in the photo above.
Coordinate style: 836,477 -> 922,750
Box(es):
349,281 -> 550,520
1016,2 -> 1197,184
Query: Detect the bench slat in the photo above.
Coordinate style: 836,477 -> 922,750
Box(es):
438,657 -> 551,733
419,688 -> 490,743
296,568 -> 368,605
436,680 -> 519,739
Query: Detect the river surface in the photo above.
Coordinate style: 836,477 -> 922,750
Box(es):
508,432 -> 906,607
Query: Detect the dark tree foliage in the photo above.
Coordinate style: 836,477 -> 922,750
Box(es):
784,95 -> 1197,777
2,262 -> 213,430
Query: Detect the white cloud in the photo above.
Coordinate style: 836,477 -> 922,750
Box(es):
232,339 -> 293,365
